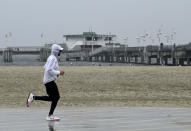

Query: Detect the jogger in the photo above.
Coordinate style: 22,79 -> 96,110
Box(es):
27,44 -> 64,121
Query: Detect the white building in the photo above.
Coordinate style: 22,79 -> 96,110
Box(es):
64,32 -> 117,50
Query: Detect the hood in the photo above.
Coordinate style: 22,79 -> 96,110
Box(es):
51,44 -> 63,56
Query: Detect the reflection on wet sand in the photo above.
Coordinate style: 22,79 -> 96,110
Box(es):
48,121 -> 59,131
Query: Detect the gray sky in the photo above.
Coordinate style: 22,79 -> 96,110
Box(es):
0,0 -> 190,47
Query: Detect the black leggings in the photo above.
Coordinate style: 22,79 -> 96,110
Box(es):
34,81 -> 60,115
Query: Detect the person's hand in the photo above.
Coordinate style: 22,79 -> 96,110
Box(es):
60,71 -> 65,76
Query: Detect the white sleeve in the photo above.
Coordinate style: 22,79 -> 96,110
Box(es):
46,58 -> 60,76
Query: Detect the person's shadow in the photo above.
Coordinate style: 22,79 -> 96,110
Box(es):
48,121 -> 59,131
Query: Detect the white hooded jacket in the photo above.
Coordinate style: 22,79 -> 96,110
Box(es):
43,44 -> 63,84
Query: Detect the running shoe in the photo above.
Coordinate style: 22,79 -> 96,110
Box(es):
26,93 -> 34,107
46,115 -> 60,121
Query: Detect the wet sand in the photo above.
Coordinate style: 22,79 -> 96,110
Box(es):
1,107 -> 191,131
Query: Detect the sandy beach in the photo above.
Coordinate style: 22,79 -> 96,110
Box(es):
0,66 -> 191,108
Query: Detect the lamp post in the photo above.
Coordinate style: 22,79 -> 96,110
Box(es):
91,34 -> 94,64
92,35 -> 94,54
124,37 -> 128,62
4,32 -> 12,48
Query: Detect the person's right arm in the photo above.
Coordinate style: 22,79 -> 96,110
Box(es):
46,58 -> 64,77
46,58 -> 60,76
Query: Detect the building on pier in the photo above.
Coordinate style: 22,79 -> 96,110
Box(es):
63,32 -> 117,50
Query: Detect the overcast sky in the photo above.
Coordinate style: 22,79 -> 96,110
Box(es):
0,0 -> 190,47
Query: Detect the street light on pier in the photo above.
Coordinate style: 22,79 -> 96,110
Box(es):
124,36 -> 128,62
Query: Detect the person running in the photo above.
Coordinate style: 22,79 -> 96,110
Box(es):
27,44 -> 65,121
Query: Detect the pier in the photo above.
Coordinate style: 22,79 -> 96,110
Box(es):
0,43 -> 191,66
88,43 -> 191,66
